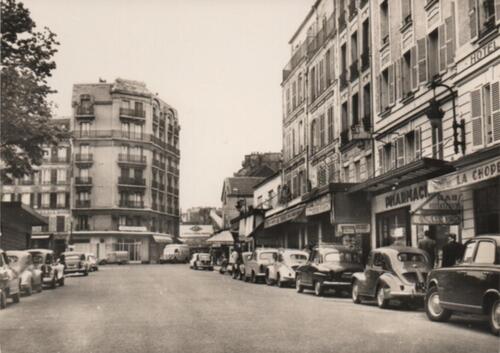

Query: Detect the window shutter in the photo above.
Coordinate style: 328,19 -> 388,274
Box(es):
388,64 -> 395,106
378,146 -> 384,174
390,142 -> 397,170
401,0 -> 410,20
376,74 -> 381,113
496,0 -> 500,25
396,136 -> 405,167
410,46 -> 418,91
417,38 -> 428,84
415,128 -> 421,160
491,81 -> 500,142
396,58 -> 402,101
470,89 -> 483,148
438,23 -> 447,72
445,16 -> 456,66
469,0 -> 478,41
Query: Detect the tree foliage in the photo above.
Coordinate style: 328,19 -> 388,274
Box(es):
1,0 -> 66,182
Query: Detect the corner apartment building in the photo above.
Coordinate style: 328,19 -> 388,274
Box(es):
71,79 -> 180,263
1,118 -> 72,255
351,0 -> 500,252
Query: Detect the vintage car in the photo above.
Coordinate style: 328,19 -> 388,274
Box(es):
189,253 -> 213,270
28,249 -> 65,288
0,249 -> 21,309
160,244 -> 190,263
351,246 -> 431,308
99,251 -> 129,265
425,235 -> 500,335
244,248 -> 279,283
265,249 -> 309,287
6,250 -> 42,295
237,252 -> 252,281
61,251 -> 90,276
86,253 -> 99,271
296,244 -> 364,296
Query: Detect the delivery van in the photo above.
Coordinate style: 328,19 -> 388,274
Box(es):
159,245 -> 190,263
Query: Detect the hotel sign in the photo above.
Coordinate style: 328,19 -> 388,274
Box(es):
428,156 -> 500,193
458,37 -> 499,72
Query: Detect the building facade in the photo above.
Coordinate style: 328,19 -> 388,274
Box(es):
70,78 -> 180,263
1,118 -> 72,255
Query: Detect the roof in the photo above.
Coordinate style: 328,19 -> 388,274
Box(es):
0,202 -> 48,226
222,176 -> 265,200
288,0 -> 321,44
27,249 -> 54,254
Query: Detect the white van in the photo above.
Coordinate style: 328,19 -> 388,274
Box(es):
160,244 -> 190,263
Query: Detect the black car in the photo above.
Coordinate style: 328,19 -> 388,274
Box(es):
295,244 -> 363,296
425,235 -> 500,335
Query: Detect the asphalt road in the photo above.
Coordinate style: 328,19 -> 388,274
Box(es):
0,265 -> 498,353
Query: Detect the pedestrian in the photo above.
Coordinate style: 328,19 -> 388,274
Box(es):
441,233 -> 465,267
418,230 -> 437,268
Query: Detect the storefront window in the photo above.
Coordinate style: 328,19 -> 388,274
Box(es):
474,183 -> 500,235
376,207 -> 411,247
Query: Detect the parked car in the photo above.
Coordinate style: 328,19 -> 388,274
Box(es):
237,252 -> 252,281
99,251 -> 129,265
265,249 -> 309,287
296,244 -> 364,296
60,252 -> 90,276
159,244 -> 190,263
189,253 -> 213,270
0,249 -> 21,309
351,246 -> 431,308
6,250 -> 42,295
244,248 -> 279,283
28,249 -> 65,288
86,253 -> 99,271
425,235 -> 500,335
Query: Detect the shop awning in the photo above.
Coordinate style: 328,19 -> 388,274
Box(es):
349,158 -> 453,194
207,231 -> 235,245
264,204 -> 306,229
428,155 -> 500,193
152,234 -> 173,244
31,234 -> 52,240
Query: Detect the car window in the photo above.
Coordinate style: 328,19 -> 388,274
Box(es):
462,242 -> 476,263
397,253 -> 428,264
312,251 -> 321,263
324,251 -> 341,263
7,255 -> 19,263
289,254 -> 307,262
46,254 -> 53,264
259,252 -> 276,261
474,241 -> 496,264
373,253 -> 385,268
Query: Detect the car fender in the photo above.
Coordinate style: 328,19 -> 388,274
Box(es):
20,271 -> 32,287
482,289 -> 500,313
279,264 -> 293,279
377,272 -> 401,292
266,264 -> 276,280
351,272 -> 366,284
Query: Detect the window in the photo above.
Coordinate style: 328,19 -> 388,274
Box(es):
474,184 -> 500,235
79,122 -> 90,135
310,119 -> 318,153
41,193 -> 50,208
310,67 -> 316,101
351,31 -> 358,64
363,84 -> 371,122
292,129 -> 296,156
432,123 -> 443,159
401,0 -> 412,26
354,160 -> 361,182
298,120 -> 304,152
365,154 -> 373,179
362,20 -> 370,64
57,193 -> 65,208
341,43 -> 347,73
462,242 -> 476,263
325,50 -> 331,85
469,0 -> 497,40
427,30 -> 439,80
319,59 -> 325,93
352,93 -> 359,126
341,102 -> 348,133
401,51 -> 412,98
380,0 -> 389,45
21,193 -> 30,205
344,165 -> 350,182
474,241 -> 496,264
57,147 -> 67,161
380,69 -> 389,111
292,81 -> 297,109
298,74 -> 303,103
56,216 -> 65,232
327,107 -> 334,143
57,169 -> 67,184
319,114 -> 325,147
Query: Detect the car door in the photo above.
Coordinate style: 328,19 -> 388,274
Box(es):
458,240 -> 498,310
365,252 -> 385,297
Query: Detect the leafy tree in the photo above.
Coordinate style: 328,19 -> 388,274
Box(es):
1,0 -> 66,182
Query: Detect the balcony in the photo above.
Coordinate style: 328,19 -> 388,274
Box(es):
19,179 -> 34,185
350,123 -> 371,140
340,130 -> 350,146
75,106 -> 94,119
361,52 -> 370,72
75,177 -> 92,185
350,61 -> 359,82
75,154 -> 93,166
118,177 -> 146,187
48,156 -> 69,163
340,70 -> 348,91
362,115 -> 371,131
118,154 -> 147,166
167,165 -> 179,174
75,200 -> 91,208
119,200 -> 144,208
152,203 -> 158,211
167,186 -> 174,193
74,224 -> 90,231
119,108 -> 145,121
152,180 -> 165,190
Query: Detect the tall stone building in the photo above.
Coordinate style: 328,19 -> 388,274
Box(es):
70,78 -> 180,263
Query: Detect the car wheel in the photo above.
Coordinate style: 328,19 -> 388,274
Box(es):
50,275 -> 57,289
251,271 -> 257,284
238,271 -> 244,280
277,274 -> 283,288
314,281 -> 323,297
59,276 -> 65,286
0,291 -> 6,309
232,270 -> 238,279
489,298 -> 500,336
83,270 -> 89,276
265,272 -> 273,286
296,276 -> 304,293
37,282 -> 43,293
352,281 -> 361,304
12,291 -> 20,304
376,285 -> 389,309
425,286 -> 452,322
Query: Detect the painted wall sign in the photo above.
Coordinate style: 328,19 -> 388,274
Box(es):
385,183 -> 428,209
428,156 -> 500,193
305,194 -> 331,216
412,214 -> 461,225
118,225 -> 148,232
264,205 -> 305,228
457,37 -> 499,72
337,223 -> 371,235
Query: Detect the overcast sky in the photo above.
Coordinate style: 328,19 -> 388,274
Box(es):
23,0 -> 311,209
